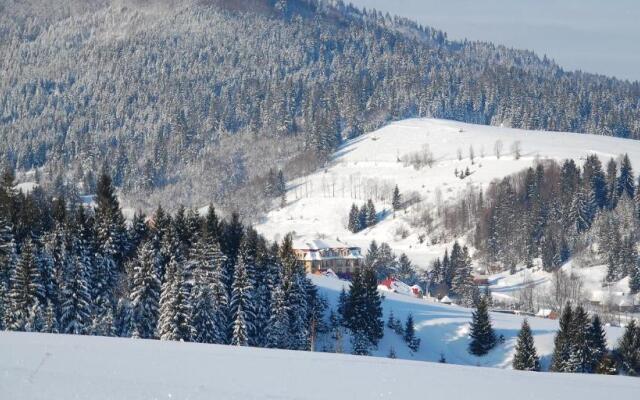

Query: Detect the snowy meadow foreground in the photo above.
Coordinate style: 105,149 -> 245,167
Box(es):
2,330 -> 639,400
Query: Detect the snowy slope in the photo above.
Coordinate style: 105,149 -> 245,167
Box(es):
311,274 -> 624,369
2,330 -> 639,400
257,118 -> 640,268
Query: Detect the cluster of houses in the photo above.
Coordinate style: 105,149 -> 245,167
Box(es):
291,238 -> 640,315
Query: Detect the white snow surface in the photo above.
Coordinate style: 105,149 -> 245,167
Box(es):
257,118 -> 640,268
2,329 -> 638,400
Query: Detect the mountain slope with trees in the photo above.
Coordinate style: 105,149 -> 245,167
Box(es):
2,0 -> 640,216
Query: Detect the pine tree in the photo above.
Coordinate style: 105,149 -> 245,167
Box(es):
337,286 -> 348,324
551,304 -> 573,372
8,239 -> 44,331
365,199 -> 377,227
230,257 -> 254,346
512,319 -> 540,371
43,300 -> 59,333
158,256 -> 191,342
629,258 -> 640,294
0,216 -> 17,291
60,254 -> 92,335
351,329 -> 371,356
0,281 -> 7,330
468,297 -> 497,356
129,240 -> 161,339
587,315 -> 608,373
404,314 -> 420,352
348,204 -> 360,233
566,305 -> 591,373
606,158 -> 619,209
617,154 -> 635,199
114,298 -> 134,337
357,206 -> 368,231
265,283 -> 290,349
392,185 -> 401,211
615,320 -> 640,376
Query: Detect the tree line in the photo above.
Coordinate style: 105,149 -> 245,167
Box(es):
0,170 -> 326,350
444,154 -> 640,293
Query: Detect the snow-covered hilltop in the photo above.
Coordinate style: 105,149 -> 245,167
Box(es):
258,118 -> 640,267
257,118 -> 640,309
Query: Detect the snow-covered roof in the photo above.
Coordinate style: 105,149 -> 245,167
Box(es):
440,296 -> 452,303
293,238 -> 358,250
535,309 -> 553,317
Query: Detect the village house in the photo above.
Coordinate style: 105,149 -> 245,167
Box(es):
292,238 -> 363,275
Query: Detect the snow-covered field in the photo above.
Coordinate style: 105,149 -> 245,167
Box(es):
2,274 -> 637,399
311,274 -> 623,369
2,314 -> 638,400
257,118 -> 640,267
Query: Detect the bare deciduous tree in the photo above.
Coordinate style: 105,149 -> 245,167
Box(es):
494,140 -> 503,159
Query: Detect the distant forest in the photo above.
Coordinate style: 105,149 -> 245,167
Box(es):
2,0 -> 640,216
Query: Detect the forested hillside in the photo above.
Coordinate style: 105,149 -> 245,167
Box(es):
2,0 -> 640,215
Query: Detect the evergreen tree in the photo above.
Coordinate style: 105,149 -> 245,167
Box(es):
43,300 -> 59,333
8,239 -> 44,331
230,257 -> 254,346
0,216 -> 17,291
567,305 -> 590,373
512,319 -> 540,371
158,256 -> 191,342
606,158 -> 619,209
551,304 -> 573,372
348,204 -> 360,233
468,297 -> 497,356
587,315 -> 608,373
337,286 -> 348,324
357,206 -> 368,231
392,185 -> 401,211
629,258 -> 640,294
129,241 -> 161,339
615,320 -> 640,376
365,199 -> 377,227
60,254 -> 92,335
265,283 -> 290,349
404,314 -> 420,352
617,154 -> 635,199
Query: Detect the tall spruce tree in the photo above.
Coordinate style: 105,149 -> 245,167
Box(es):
392,185 -> 402,211
512,319 -> 540,371
59,254 -> 92,335
587,315 -> 608,373
8,239 -> 44,331
567,305 -> 591,373
348,204 -> 360,233
468,297 -> 497,356
129,240 -> 161,339
617,154 -> 635,199
615,320 -> 640,376
551,304 -> 573,372
158,256 -> 191,342
265,282 -> 290,349
230,256 -> 254,346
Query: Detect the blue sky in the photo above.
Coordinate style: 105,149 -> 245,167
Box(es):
348,0 -> 640,82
